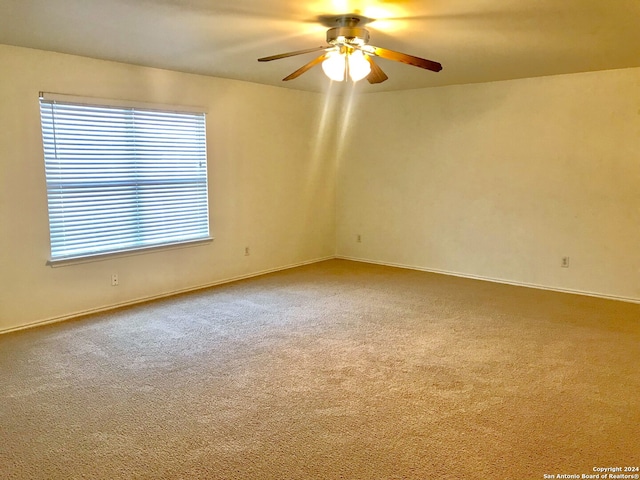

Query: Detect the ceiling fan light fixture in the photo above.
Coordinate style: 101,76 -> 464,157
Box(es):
321,49 -> 371,83
321,50 -> 346,81
347,50 -> 371,81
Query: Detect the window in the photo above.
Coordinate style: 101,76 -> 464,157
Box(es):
39,93 -> 210,264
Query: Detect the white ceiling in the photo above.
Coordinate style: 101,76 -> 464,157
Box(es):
1,0 -> 640,93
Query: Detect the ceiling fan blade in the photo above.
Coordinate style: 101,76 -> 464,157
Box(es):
258,46 -> 328,62
367,46 -> 442,72
282,54 -> 328,81
365,55 -> 388,84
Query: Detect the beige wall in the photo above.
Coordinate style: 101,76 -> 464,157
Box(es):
2,44 -> 638,332
337,68 -> 640,302
0,45 -> 336,331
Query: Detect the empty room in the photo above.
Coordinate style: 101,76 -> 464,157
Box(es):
1,1 -> 639,479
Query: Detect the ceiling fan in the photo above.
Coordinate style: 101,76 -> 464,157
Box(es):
258,14 -> 442,84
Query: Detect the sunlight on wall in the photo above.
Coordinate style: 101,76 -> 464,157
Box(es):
308,81 -> 340,182
334,82 -> 361,167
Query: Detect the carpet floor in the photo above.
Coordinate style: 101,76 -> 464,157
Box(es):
1,259 -> 639,479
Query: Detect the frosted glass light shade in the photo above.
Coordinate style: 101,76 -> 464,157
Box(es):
322,49 -> 372,83
322,51 -> 346,82
347,50 -> 371,81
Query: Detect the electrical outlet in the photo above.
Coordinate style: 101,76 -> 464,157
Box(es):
356,234 -> 362,243
561,256 -> 570,268
244,246 -> 250,256
111,273 -> 119,286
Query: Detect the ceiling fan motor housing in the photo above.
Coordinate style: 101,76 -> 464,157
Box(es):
326,26 -> 370,46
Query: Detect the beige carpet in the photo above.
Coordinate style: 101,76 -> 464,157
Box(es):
1,259 -> 639,479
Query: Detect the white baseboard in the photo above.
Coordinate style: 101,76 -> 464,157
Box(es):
1,256 -> 335,335
336,255 -> 640,305
4,254 -> 637,335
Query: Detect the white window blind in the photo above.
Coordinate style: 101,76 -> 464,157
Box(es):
39,95 -> 210,263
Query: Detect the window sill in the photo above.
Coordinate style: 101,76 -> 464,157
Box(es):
46,237 -> 214,268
